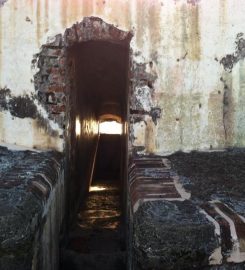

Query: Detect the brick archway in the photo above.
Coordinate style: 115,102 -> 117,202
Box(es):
33,17 -> 133,224
34,17 -> 132,129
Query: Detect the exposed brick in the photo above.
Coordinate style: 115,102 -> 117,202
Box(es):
50,104 -> 66,114
33,17 -> 132,128
64,26 -> 78,47
59,57 -> 66,66
48,84 -> 66,93
49,73 -> 64,85
50,68 -> 65,80
41,47 -> 62,58
39,57 -> 59,69
109,26 -> 122,40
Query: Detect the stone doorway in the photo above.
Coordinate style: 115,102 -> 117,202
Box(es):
34,17 -> 132,269
34,16 -> 132,214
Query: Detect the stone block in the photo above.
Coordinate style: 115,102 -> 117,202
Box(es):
133,200 -> 217,270
40,47 -> 62,58
59,56 -> 66,67
50,104 -> 66,114
49,72 -> 64,85
0,147 -> 64,270
48,84 -> 66,93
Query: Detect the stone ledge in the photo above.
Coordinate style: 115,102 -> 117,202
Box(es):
133,200 -> 217,270
0,146 -> 64,270
129,155 -> 245,269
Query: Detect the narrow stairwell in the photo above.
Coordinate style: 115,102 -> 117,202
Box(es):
60,180 -> 126,270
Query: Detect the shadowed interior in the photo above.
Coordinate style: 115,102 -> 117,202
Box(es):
61,40 -> 130,269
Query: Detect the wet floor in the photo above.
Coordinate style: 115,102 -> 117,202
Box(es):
60,181 -> 126,270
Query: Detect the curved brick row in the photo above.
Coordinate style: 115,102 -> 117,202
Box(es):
129,157 -> 189,212
129,156 -> 245,269
34,17 -> 132,127
201,201 -> 245,265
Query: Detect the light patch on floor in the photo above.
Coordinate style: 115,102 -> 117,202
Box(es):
89,186 -> 106,192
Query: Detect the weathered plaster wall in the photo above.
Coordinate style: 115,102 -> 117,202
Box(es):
1,0 -> 245,154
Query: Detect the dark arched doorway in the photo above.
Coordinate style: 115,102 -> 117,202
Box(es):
64,37 -> 129,270
34,17 -> 132,269
34,16 -> 132,216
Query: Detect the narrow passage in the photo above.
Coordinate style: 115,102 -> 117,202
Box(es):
61,134 -> 126,270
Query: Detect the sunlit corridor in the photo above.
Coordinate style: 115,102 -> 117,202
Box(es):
61,133 -> 126,270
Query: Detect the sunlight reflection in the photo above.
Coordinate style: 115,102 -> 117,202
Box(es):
75,117 -> 81,136
89,186 -> 106,192
99,121 -> 122,135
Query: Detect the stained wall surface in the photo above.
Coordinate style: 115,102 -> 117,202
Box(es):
0,0 -> 245,154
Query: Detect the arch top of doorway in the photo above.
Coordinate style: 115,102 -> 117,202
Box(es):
99,114 -> 122,123
33,16 -> 133,127
46,16 -> 133,49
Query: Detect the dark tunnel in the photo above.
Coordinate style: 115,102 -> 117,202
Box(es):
72,39 -> 129,203
61,40 -> 130,269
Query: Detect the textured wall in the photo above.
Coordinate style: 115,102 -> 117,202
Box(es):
0,0 -> 245,154
0,147 -> 64,270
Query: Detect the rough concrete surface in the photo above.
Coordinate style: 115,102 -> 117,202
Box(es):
130,153 -> 245,269
0,146 -> 63,270
133,200 -> 217,270
168,150 -> 245,269
168,149 -> 245,202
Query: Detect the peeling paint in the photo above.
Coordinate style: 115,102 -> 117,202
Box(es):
1,0 -> 245,154
134,85 -> 153,112
0,89 -> 38,119
220,33 -> 245,72
0,88 -> 63,150
0,110 -> 63,151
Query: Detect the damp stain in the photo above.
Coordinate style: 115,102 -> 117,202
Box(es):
0,88 -> 60,138
220,33 -> 245,72
180,3 -> 201,61
220,76 -> 234,146
36,0 -> 41,47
